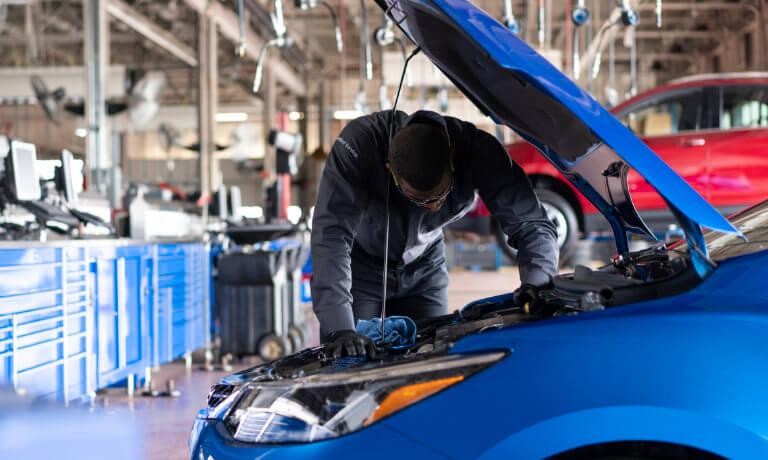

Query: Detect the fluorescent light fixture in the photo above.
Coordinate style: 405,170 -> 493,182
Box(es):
288,111 -> 305,121
333,110 -> 364,120
215,112 -> 249,123
75,128 -> 88,138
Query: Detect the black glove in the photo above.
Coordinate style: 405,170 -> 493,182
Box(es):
515,284 -> 538,313
325,330 -> 377,358
514,284 -> 548,316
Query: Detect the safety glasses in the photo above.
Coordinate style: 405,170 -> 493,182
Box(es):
389,164 -> 454,206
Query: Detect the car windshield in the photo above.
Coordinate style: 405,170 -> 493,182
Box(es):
673,200 -> 768,261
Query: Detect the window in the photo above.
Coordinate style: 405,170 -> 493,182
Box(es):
618,89 -> 712,137
720,85 -> 768,130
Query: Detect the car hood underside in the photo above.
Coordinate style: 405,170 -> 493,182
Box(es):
374,0 -> 740,273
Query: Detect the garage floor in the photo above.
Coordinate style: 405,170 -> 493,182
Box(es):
93,268 -> 520,459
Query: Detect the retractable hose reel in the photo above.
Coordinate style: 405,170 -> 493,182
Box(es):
619,0 -> 639,27
571,0 -> 590,79
575,0 -> 644,101
619,0 -> 640,97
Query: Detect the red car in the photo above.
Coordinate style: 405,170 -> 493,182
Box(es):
498,72 -> 768,261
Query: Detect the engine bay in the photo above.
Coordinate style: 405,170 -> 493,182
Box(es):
211,244 -> 701,395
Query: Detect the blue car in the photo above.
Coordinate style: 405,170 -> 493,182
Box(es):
190,1 -> 768,458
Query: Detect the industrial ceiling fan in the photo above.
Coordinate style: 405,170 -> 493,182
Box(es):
30,71 -> 166,127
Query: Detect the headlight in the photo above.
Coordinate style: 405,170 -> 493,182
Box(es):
222,351 -> 506,444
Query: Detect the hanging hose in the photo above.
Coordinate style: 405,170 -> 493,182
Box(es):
537,0 -> 545,48
236,0 -> 246,57
321,1 -> 343,53
252,0 -> 293,93
252,38 -> 283,92
360,0 -> 373,81
271,0 -> 287,38
502,0 -> 519,34
629,27 -> 637,96
573,26 -> 580,78
571,0 -> 589,79
656,0 -> 663,28
590,16 -> 622,80
606,37 -> 618,106
294,0 -> 342,52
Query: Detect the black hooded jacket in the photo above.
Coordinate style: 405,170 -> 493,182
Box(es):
311,110 -> 558,333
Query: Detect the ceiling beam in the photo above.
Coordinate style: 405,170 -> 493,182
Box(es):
628,30 -> 721,40
106,0 -> 198,67
612,52 -> 695,62
637,2 -> 759,15
182,0 -> 306,96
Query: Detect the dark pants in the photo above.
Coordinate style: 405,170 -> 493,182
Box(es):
350,240 -> 449,323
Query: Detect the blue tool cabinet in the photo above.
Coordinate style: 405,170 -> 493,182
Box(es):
154,243 -> 210,366
0,240 -> 210,403
91,244 -> 152,390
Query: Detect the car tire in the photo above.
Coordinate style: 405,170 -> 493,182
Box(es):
287,325 -> 304,352
257,334 -> 290,361
495,189 -> 579,266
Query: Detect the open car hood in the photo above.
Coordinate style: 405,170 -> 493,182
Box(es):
375,0 -> 740,274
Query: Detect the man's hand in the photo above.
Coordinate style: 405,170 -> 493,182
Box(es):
325,330 -> 377,358
514,283 -> 551,316
515,284 -> 538,314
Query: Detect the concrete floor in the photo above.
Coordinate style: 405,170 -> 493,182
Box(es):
89,267 -> 522,459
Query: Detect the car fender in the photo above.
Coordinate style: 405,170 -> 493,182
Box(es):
476,405 -> 768,460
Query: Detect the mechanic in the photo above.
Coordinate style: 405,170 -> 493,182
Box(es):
312,109 -> 558,357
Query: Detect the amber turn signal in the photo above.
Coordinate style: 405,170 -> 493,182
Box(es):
364,375 -> 464,426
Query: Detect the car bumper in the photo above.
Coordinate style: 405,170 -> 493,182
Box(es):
190,416 -> 449,460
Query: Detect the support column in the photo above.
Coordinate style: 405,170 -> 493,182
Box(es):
298,96 -> 309,151
297,92 -> 310,210
262,67 -> 279,220
83,0 -> 110,194
198,12 -> 217,222
262,66 -> 277,174
318,79 -> 330,153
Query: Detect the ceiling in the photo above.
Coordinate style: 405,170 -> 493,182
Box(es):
0,0 -> 764,109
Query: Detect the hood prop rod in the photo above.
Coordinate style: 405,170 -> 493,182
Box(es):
380,46 -> 421,346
